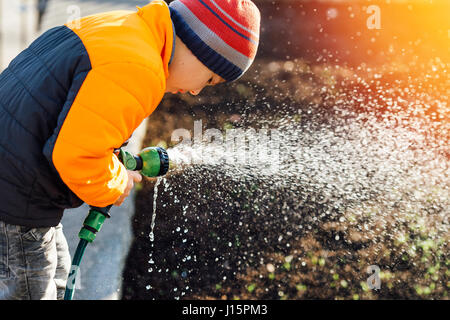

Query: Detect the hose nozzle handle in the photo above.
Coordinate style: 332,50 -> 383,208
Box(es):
117,147 -> 169,177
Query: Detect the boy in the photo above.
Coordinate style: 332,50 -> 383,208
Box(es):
0,0 -> 260,299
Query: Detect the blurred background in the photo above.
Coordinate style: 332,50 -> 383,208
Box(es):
0,0 -> 149,69
1,0 -> 449,69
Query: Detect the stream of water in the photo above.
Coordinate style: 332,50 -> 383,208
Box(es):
148,177 -> 162,242
142,62 -> 448,299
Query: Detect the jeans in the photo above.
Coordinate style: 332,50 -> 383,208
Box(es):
0,221 -> 70,300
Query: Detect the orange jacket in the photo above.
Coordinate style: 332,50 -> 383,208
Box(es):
52,0 -> 173,207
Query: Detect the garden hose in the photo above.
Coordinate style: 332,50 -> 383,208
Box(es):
64,147 -> 169,300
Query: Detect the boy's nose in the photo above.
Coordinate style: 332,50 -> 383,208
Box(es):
189,89 -> 202,96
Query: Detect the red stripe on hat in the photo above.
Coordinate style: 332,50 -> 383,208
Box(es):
180,0 -> 257,59
201,0 -> 259,43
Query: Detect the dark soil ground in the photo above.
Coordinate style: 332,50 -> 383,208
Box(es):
121,59 -> 448,300
121,0 -> 449,300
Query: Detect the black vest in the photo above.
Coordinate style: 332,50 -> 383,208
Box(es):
0,26 -> 92,227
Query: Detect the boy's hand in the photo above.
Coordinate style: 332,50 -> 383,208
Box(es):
113,170 -> 142,206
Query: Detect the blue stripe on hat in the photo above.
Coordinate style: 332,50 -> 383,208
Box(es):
170,7 -> 244,82
196,0 -> 257,45
208,0 -> 259,39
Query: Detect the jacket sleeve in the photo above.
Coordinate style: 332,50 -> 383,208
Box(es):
52,62 -> 165,207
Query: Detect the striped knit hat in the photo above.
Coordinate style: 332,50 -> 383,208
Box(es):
169,0 -> 261,82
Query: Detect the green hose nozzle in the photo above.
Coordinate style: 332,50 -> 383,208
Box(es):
79,147 -> 169,244
118,147 -> 169,177
64,146 -> 169,300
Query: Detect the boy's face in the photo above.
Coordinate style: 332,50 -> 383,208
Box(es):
166,36 -> 225,95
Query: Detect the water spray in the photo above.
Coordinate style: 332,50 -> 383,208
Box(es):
64,147 -> 169,300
